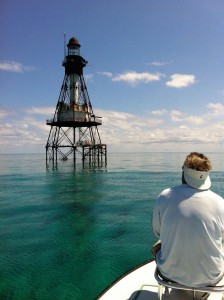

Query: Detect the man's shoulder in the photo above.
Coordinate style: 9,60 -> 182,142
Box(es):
160,185 -> 184,195
159,185 -> 180,198
159,187 -> 171,196
207,189 -> 224,203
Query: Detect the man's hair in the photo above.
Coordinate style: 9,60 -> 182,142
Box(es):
183,152 -> 212,172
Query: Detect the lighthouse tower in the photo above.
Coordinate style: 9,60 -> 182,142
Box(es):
46,36 -> 107,164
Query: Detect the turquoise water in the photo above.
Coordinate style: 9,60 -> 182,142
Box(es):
0,152 -> 223,300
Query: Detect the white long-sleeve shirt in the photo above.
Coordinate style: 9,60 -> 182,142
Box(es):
152,184 -> 224,287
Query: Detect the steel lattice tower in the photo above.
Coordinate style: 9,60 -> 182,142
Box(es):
46,36 -> 107,164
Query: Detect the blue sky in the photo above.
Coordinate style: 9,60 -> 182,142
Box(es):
0,0 -> 224,154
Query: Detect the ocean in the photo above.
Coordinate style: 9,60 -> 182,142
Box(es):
0,152 -> 223,300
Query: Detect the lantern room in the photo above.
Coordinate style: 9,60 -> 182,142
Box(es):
67,37 -> 80,56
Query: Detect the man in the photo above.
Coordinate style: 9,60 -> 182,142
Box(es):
152,152 -> 224,288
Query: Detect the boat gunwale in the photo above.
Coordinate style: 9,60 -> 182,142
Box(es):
95,258 -> 155,300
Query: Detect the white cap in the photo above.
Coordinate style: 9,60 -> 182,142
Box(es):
183,166 -> 211,190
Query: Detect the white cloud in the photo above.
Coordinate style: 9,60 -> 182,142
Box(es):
98,71 -> 113,78
0,117 -> 49,149
0,60 -> 37,73
148,61 -> 169,67
0,109 -> 10,118
185,115 -> 205,125
150,61 -> 165,66
151,109 -> 168,116
84,74 -> 94,81
207,102 -> 224,116
0,103 -> 223,153
95,106 -> 224,149
166,74 -> 196,88
98,70 -> 164,85
169,110 -> 205,125
112,71 -> 163,85
170,110 -> 184,122
24,106 -> 55,116
97,70 -> 197,89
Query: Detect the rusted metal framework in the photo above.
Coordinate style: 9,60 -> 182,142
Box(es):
45,37 -> 107,165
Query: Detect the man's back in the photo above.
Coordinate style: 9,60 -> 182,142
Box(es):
153,184 -> 224,287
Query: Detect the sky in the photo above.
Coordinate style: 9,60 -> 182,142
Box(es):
0,0 -> 224,154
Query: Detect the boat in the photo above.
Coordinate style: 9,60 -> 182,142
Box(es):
96,259 -> 224,300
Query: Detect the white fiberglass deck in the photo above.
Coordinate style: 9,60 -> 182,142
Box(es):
96,260 -> 224,300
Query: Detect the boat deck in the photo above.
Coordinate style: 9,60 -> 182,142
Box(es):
97,260 -> 224,300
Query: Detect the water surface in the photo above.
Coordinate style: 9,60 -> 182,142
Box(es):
0,152 -> 223,300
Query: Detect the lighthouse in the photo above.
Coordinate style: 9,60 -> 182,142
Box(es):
45,36 -> 107,165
